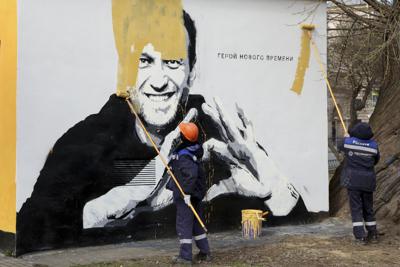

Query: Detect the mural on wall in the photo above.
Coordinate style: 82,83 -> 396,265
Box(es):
16,0 -> 328,253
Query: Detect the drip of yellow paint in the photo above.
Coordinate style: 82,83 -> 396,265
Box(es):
112,0 -> 186,98
0,0 -> 17,233
291,29 -> 311,95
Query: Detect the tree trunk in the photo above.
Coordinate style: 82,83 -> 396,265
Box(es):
329,78 -> 400,224
369,77 -> 400,224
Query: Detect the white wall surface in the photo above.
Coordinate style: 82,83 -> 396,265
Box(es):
17,0 -> 328,212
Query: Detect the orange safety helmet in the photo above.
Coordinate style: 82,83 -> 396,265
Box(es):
178,122 -> 199,142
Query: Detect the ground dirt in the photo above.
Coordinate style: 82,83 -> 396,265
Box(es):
74,226 -> 400,267
14,218 -> 399,267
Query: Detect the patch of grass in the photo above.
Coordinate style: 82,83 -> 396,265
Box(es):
3,249 -> 14,257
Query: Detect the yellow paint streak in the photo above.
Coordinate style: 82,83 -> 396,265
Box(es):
112,0 -> 186,98
291,29 -> 311,95
0,0 -> 17,233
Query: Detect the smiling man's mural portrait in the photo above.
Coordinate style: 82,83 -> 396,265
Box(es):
16,0 -> 328,254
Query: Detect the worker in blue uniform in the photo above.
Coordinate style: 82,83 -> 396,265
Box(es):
340,122 -> 380,244
167,122 -> 212,264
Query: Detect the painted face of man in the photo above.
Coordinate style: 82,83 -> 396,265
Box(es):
134,43 -> 191,127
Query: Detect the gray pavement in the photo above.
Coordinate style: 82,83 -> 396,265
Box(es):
0,217 -> 352,267
0,253 -> 36,267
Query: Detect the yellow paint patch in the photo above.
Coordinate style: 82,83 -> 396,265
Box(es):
291,29 -> 311,95
112,0 -> 186,98
0,0 -> 17,233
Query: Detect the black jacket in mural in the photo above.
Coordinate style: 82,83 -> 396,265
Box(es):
167,142 -> 207,201
340,123 -> 380,192
16,94 -> 230,253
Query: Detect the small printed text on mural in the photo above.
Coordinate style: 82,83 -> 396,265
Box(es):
217,52 -> 294,62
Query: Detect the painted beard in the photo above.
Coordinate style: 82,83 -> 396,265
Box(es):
137,89 -> 183,127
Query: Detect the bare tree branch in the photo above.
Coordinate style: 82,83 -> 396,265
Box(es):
329,0 -> 386,29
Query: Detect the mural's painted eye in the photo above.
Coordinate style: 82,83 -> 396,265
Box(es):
164,59 -> 183,69
139,57 -> 152,68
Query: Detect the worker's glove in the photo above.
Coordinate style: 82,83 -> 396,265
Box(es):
202,97 -> 299,216
184,195 -> 191,206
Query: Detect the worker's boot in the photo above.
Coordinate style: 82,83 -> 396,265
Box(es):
172,255 -> 192,265
195,252 -> 212,262
353,237 -> 368,245
367,232 -> 379,244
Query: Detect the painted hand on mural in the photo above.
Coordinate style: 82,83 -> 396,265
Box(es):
83,186 -> 142,229
202,97 -> 299,216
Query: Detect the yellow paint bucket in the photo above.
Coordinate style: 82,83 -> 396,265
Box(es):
241,209 -> 268,239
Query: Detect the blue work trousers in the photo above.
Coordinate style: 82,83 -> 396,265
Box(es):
175,197 -> 210,260
348,189 -> 377,239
